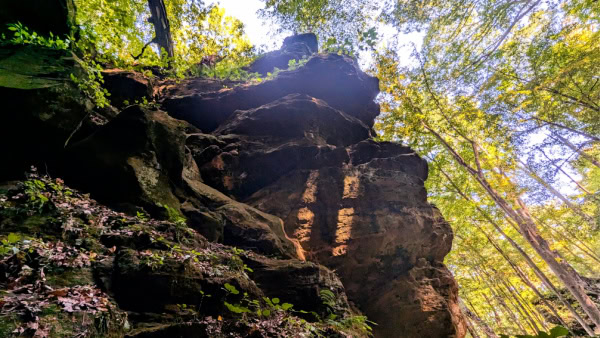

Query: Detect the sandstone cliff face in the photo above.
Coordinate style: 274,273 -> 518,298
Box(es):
0,12 -> 465,335
165,38 -> 467,337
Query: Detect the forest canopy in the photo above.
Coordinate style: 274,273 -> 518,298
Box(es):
1,0 -> 598,336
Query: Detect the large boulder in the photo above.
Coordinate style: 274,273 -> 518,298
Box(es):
244,140 -> 465,337
189,94 -> 371,199
162,53 -> 380,131
63,105 -> 300,259
246,33 -> 318,76
64,106 -> 188,214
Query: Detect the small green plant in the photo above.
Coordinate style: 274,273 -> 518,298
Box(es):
23,179 -> 50,211
287,56 -> 309,71
2,22 -> 111,108
0,233 -> 23,256
3,22 -> 71,50
136,211 -> 149,222
222,283 -> 295,318
318,289 -> 375,336
70,58 -> 111,108
226,247 -> 254,273
161,204 -> 186,226
140,250 -> 166,270
500,326 -> 569,338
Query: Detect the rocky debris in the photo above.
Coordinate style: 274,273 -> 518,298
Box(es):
246,33 -> 318,76
162,53 -> 380,132
0,174 -> 367,337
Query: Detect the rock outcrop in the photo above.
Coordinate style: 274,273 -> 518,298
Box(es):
0,10 -> 466,335
0,174 -> 354,337
246,33 -> 318,76
162,35 -> 467,337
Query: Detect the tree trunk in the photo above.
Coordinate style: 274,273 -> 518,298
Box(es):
147,0 -> 174,58
552,133 -> 600,169
514,198 -> 600,332
505,278 -> 550,331
465,315 -> 483,338
500,280 -> 542,332
480,293 -> 504,328
433,149 -> 598,335
458,230 -> 550,332
475,266 -> 538,334
538,148 -> 593,195
535,215 -> 600,264
460,298 -> 498,338
479,225 -> 569,330
519,161 -> 595,225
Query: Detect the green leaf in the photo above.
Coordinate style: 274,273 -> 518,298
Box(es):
224,301 -> 249,313
549,326 -> 569,337
262,309 -> 271,316
272,298 -> 280,304
281,303 -> 293,311
7,233 -> 20,244
224,283 -> 239,295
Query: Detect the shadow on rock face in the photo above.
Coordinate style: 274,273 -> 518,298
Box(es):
162,53 -> 380,132
247,33 -> 318,76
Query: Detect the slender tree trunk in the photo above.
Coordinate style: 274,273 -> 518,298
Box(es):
505,279 -> 550,331
515,198 -> 600,332
552,133 -> 600,169
458,231 -> 550,331
488,280 -> 529,333
558,239 -> 596,272
471,267 -> 528,333
538,148 -> 593,195
480,293 -> 504,328
474,222 -> 569,330
460,299 -> 498,338
532,116 -> 600,142
476,265 -> 538,334
534,215 -> 600,264
500,280 -> 541,332
424,123 -> 600,332
519,161 -> 595,224
147,0 -> 174,58
437,163 -> 596,335
465,316 -> 483,338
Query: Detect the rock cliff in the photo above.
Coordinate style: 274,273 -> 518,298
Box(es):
0,6 -> 466,336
